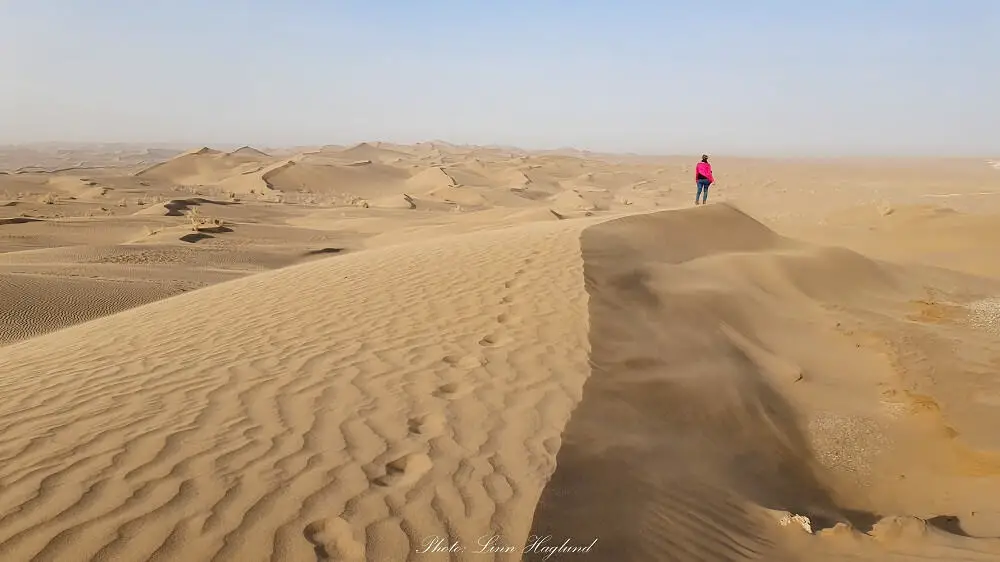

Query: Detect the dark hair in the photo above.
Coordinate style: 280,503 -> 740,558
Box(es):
701,154 -> 709,162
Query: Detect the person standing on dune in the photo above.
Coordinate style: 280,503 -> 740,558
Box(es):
695,154 -> 714,205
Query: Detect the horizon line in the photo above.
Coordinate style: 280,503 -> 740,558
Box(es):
0,139 -> 996,160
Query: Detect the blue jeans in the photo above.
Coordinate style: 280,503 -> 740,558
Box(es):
696,179 -> 712,203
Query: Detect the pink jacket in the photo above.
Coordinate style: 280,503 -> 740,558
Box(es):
695,162 -> 714,183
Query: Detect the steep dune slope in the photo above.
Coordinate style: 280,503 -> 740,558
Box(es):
528,204 -> 1000,561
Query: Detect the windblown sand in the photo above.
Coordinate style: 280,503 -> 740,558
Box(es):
1,143 -> 1000,561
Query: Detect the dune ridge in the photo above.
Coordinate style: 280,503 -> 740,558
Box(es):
527,204 -> 1000,561
229,146 -> 271,158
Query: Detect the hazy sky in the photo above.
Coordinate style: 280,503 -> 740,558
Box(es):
2,1 -> 997,155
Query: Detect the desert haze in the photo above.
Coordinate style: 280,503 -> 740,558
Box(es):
1,142 -> 1000,562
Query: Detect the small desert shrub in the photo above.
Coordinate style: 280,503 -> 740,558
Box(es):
187,207 -> 227,231
344,195 -> 369,208
187,207 -> 202,230
39,193 -> 57,204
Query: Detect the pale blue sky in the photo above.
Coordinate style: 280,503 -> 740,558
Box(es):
1,1 -> 997,155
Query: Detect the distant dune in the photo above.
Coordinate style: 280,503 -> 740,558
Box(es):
135,146 -> 276,187
334,142 -> 411,163
229,146 -> 272,158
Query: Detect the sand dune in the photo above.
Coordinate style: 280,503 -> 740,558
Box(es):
229,146 -> 271,158
2,204 -> 1000,560
120,142 -> 687,212
2,143 -> 1000,561
262,159 -> 412,198
0,272 -> 188,345
135,147 -> 275,186
0,144 -> 185,172
529,205 -> 1000,561
334,142 -> 412,163
785,203 -> 1000,279
0,216 -> 596,561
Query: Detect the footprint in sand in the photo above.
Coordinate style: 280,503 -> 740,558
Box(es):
433,382 -> 472,400
442,354 -> 487,368
372,452 -> 433,487
303,517 -> 365,562
479,333 -> 511,347
408,413 -> 446,437
500,295 -> 513,304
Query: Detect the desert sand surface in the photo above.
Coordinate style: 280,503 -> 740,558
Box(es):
1,142 -> 999,561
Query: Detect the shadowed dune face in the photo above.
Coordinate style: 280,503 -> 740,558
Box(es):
528,204 -> 1000,561
528,205 -> 862,561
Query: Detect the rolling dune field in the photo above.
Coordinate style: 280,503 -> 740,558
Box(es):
1,143 -> 999,561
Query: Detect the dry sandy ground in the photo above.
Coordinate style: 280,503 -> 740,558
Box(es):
0,143 -> 999,561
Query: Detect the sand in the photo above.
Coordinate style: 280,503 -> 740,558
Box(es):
1,143 -> 1000,561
